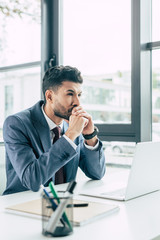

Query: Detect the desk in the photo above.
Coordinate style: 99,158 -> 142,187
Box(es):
1,170 -> 160,240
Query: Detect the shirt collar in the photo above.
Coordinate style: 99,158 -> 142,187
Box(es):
41,105 -> 63,130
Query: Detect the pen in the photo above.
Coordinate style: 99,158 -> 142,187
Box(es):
40,184 -> 57,210
66,180 -> 77,194
49,182 -> 72,230
67,203 -> 89,208
40,184 -> 65,227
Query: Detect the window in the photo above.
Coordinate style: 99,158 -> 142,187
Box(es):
59,0 -> 141,142
59,0 -> 138,165
62,0 -> 131,125
0,0 -> 41,141
1,1 -> 154,145
152,0 -> 160,42
152,0 -> 160,141
41,0 -> 152,143
0,0 -> 41,66
0,0 -> 158,168
4,85 -> 13,118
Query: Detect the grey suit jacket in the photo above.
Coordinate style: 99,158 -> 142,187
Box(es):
3,100 -> 106,195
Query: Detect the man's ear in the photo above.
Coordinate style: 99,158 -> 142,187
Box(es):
45,90 -> 54,102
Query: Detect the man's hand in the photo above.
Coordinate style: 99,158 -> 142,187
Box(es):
71,106 -> 94,135
65,113 -> 88,141
71,106 -> 99,146
65,106 -> 98,146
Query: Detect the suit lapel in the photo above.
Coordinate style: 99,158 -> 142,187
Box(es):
30,101 -> 51,152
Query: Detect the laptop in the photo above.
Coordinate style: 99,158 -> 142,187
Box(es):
80,141 -> 160,201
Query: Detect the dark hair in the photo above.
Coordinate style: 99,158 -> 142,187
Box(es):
42,65 -> 83,103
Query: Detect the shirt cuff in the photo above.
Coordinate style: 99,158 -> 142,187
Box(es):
84,139 -> 99,150
63,134 -> 77,150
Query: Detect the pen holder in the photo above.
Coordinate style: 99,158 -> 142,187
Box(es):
42,194 -> 73,237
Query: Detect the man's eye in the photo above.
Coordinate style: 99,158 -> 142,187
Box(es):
67,93 -> 73,96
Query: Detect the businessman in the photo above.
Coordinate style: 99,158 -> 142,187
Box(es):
3,65 -> 106,195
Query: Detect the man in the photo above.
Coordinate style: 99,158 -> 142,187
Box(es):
3,65 -> 106,195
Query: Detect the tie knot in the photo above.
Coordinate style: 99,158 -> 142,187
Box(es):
52,126 -> 61,143
52,126 -> 61,134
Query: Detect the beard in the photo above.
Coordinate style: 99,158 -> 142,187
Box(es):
53,103 -> 74,120
54,109 -> 71,120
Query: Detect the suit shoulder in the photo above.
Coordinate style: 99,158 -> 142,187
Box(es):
3,101 -> 43,127
4,108 -> 31,125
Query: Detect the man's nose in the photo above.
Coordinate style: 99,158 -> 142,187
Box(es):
73,95 -> 80,106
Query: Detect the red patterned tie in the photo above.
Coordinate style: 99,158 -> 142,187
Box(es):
52,126 -> 65,184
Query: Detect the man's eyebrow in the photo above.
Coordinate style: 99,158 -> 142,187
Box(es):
66,89 -> 75,93
66,89 -> 82,94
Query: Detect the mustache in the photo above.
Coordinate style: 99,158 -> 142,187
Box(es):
68,105 -> 77,113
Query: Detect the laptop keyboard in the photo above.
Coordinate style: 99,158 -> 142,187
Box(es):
101,188 -> 126,197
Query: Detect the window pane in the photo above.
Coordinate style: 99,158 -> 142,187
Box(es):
0,0 -> 41,66
152,0 -> 160,42
5,85 -> 14,118
0,66 -> 41,141
61,0 -> 131,124
152,50 -> 160,141
103,141 -> 135,166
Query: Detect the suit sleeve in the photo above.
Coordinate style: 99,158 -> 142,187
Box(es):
3,115 -> 78,192
78,136 -> 106,180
